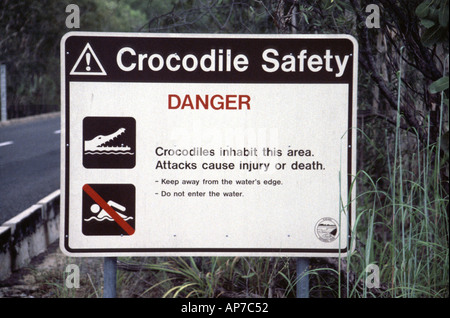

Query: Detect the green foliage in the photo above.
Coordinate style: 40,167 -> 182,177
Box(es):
117,256 -> 296,298
429,76 -> 449,94
416,0 -> 449,132
416,0 -> 449,46
0,0 -> 147,118
0,0 -> 66,116
352,129 -> 449,297
77,0 -> 147,31
140,0 -> 274,33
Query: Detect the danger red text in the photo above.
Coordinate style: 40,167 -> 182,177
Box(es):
168,94 -> 251,110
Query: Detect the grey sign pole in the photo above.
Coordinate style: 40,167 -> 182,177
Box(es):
296,257 -> 310,298
0,64 -> 7,122
103,257 -> 117,298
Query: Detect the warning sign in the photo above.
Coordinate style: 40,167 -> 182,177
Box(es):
60,32 -> 357,257
70,43 -> 106,76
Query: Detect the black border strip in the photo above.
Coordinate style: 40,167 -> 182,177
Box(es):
62,33 -> 356,256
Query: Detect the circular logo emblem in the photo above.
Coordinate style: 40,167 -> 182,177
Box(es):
315,217 -> 339,242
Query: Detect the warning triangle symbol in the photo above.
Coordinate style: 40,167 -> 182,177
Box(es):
70,43 -> 107,76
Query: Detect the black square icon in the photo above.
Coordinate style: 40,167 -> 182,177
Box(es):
83,117 -> 136,169
82,183 -> 135,236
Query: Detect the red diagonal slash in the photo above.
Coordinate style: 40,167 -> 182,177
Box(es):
83,184 -> 135,235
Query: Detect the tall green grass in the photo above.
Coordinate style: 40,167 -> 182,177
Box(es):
344,52 -> 449,298
347,127 -> 448,297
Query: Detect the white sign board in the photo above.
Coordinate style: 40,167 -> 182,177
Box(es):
61,32 -> 357,257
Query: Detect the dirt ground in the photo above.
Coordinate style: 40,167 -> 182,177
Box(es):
0,240 -> 104,298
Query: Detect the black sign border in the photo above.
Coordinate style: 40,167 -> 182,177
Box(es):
61,32 -> 357,256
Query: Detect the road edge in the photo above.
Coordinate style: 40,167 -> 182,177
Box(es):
0,111 -> 60,128
0,190 -> 60,281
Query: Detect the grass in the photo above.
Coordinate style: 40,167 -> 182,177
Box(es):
342,55 -> 449,298
346,137 -> 449,298
114,256 -> 297,298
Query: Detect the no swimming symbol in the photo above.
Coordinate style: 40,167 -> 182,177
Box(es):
82,184 -> 135,236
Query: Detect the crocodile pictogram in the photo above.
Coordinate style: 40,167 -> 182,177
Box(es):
84,127 -> 131,153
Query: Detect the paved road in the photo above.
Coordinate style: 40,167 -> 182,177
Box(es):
0,114 -> 60,225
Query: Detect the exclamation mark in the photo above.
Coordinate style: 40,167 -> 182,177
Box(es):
86,52 -> 91,71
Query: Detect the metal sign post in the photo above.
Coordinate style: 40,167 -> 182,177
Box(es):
0,64 -> 7,122
296,257 -> 310,298
103,257 -> 117,298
